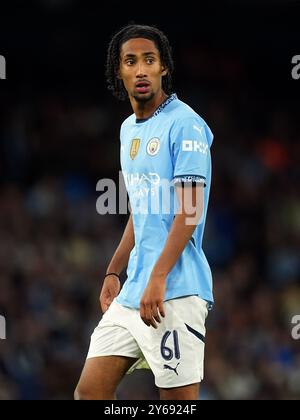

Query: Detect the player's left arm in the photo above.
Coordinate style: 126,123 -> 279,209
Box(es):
140,184 -> 204,328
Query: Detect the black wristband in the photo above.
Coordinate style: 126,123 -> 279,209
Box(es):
104,273 -> 120,280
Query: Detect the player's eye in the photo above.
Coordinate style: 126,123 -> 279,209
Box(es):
125,59 -> 134,65
146,57 -> 154,64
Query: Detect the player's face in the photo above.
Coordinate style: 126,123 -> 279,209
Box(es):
119,38 -> 167,102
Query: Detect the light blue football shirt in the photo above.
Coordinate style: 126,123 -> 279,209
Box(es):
116,94 -> 214,309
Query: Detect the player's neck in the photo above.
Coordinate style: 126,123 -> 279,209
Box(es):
131,90 -> 168,120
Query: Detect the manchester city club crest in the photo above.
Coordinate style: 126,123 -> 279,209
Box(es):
146,138 -> 160,156
130,138 -> 141,160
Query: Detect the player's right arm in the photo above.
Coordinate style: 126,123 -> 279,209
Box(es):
99,213 -> 135,313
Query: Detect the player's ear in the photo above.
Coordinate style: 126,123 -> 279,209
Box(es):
116,67 -> 122,80
161,64 -> 168,76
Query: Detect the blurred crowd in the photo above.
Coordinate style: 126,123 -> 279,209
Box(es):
0,84 -> 299,400
0,4 -> 300,400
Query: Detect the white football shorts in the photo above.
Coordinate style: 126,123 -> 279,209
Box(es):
87,295 -> 209,388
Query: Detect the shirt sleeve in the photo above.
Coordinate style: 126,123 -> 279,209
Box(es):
171,117 -> 212,186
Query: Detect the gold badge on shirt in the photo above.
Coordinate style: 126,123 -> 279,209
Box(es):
130,138 -> 141,160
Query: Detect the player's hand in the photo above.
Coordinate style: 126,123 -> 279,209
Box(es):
140,273 -> 166,329
99,275 -> 120,313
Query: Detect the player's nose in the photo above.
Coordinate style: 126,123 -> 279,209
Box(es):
136,63 -> 147,78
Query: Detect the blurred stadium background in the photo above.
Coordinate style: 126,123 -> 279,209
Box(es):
0,0 -> 300,400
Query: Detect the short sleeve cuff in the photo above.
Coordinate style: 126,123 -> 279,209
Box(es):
173,175 -> 206,187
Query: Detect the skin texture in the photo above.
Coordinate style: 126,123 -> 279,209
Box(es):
75,37 -> 203,401
74,356 -> 138,400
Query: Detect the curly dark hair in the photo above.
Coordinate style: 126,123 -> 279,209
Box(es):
106,24 -> 174,101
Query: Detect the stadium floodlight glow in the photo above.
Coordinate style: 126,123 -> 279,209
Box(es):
291,55 -> 300,80
0,55 -> 6,79
0,315 -> 6,340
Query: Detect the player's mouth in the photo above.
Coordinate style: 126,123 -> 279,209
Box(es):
135,81 -> 151,93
